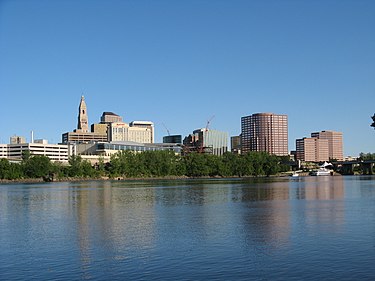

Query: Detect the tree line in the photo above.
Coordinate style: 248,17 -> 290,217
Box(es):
0,150 -> 291,181
359,152 -> 375,161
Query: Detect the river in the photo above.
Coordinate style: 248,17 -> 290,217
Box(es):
1,176 -> 374,280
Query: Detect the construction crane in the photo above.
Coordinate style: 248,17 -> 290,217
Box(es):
198,115 -> 215,153
162,123 -> 171,136
205,115 -> 215,132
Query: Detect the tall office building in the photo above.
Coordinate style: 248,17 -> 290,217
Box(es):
129,121 -> 154,143
109,121 -> 154,143
241,113 -> 288,156
76,96 -> 89,133
311,130 -> 343,161
296,137 -> 329,162
101,112 -> 123,124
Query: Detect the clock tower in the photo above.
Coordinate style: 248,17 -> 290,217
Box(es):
77,96 -> 89,133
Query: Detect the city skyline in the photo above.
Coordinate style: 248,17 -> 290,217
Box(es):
0,0 -> 374,156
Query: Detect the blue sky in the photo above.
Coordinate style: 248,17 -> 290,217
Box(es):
0,0 -> 374,156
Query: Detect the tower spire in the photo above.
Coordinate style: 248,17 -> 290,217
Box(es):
77,96 -> 89,132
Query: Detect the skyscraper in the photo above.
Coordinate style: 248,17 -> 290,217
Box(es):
77,96 -> 89,133
295,130 -> 343,162
311,130 -> 343,161
241,113 -> 288,156
296,137 -> 329,162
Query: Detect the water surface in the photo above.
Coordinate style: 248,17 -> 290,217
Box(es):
1,176 -> 374,280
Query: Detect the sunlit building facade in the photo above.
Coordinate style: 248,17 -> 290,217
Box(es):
241,113 -> 288,156
296,130 -> 343,162
109,121 -> 154,143
4,141 -> 69,162
296,137 -> 329,162
311,130 -> 343,161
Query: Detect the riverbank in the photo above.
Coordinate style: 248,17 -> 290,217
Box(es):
0,175 -> 192,185
0,172 -> 347,185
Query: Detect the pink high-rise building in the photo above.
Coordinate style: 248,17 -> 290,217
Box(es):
241,113 -> 288,156
296,137 -> 329,162
296,130 -> 343,162
311,130 -> 343,161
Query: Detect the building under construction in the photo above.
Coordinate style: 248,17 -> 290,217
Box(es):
183,128 -> 228,156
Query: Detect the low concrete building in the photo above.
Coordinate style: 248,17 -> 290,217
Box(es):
71,141 -> 182,164
0,144 -> 7,158
62,132 -> 108,144
2,141 -> 69,163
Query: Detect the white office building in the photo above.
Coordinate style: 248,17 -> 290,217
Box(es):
3,140 -> 69,162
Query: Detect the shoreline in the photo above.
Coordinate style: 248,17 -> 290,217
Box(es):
0,173 -> 350,185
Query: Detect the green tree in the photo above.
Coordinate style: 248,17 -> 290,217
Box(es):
206,154 -> 224,177
221,152 -> 247,177
109,150 -> 144,178
359,152 -> 375,161
263,153 -> 279,176
8,162 -> 24,179
81,160 -> 97,177
96,157 -> 107,176
175,155 -> 186,176
22,155 -> 52,178
371,114 -> 375,129
0,158 -> 11,179
68,155 -> 84,177
184,153 -> 210,177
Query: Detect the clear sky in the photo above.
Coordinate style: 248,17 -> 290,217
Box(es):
0,0 -> 374,156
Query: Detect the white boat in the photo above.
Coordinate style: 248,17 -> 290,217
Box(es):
310,162 -> 333,176
290,172 -> 299,177
310,168 -> 331,176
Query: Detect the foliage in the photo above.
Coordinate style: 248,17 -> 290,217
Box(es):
22,155 -> 53,178
66,155 -> 98,177
371,114 -> 375,129
359,152 -> 375,161
1,150 -> 292,181
0,158 -> 23,180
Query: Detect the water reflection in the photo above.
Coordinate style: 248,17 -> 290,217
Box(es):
72,181 -> 158,274
293,176 -> 345,200
291,177 -> 346,235
1,177 -> 375,280
237,181 -> 291,250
